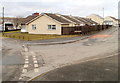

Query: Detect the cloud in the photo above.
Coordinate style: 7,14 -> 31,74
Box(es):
1,0 -> 119,18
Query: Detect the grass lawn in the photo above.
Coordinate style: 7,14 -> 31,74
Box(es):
2,32 -> 80,41
3,30 -> 20,33
0,33 -> 2,37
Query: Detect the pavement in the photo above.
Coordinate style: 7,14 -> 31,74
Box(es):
26,27 -> 117,45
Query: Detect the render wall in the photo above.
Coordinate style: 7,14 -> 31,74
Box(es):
26,15 -> 62,35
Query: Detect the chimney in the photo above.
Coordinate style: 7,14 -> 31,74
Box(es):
32,13 -> 39,16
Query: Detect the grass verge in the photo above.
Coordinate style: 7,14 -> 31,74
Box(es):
2,32 -> 80,41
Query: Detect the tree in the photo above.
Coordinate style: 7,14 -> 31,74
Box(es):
13,16 -> 24,29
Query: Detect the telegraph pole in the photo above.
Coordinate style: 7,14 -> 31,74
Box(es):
2,7 -> 4,32
102,8 -> 105,29
103,8 -> 104,25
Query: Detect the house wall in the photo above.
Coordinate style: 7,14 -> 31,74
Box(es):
86,15 -> 103,25
69,24 -> 76,27
26,15 -> 62,35
104,17 -> 118,26
21,25 -> 28,32
61,24 -> 69,27
61,24 -> 76,27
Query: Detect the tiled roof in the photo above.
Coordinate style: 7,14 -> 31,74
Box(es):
85,18 -> 97,24
81,18 -> 97,24
61,15 -> 83,24
45,13 -> 97,25
21,15 -> 38,24
80,18 -> 93,24
109,16 -> 118,21
44,13 -> 71,24
21,13 -> 97,25
87,14 -> 103,19
74,17 -> 91,25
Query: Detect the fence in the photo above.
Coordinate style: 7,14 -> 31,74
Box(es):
61,25 -> 112,35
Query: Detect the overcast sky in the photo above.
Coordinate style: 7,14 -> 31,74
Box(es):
0,0 -> 119,18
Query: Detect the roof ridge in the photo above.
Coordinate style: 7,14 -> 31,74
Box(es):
21,13 -> 97,25
44,13 -> 72,24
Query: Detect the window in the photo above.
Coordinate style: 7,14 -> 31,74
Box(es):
52,25 -> 56,30
48,25 -> 51,30
48,25 -> 56,30
32,25 -> 36,30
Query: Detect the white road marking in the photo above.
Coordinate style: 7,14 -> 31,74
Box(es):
78,80 -> 82,81
24,64 -> 28,68
34,60 -> 38,63
22,68 -> 27,73
105,68 -> 111,71
19,77 -> 23,80
22,51 -> 41,75
33,56 -> 36,58
25,58 -> 29,61
22,45 -> 29,52
19,74 -> 25,80
34,64 -> 39,67
34,68 -> 39,72
25,61 -> 29,64
33,58 -> 37,60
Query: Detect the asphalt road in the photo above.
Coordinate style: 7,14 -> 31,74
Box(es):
2,38 -> 25,81
26,26 -> 118,81
1,26 -> 118,81
32,55 -> 118,81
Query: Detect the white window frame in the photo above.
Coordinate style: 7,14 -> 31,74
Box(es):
32,24 -> 36,30
48,25 -> 56,30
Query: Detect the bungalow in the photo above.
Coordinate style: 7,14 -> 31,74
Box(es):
86,14 -> 104,25
86,14 -> 118,26
21,13 -> 98,35
104,16 -> 118,26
